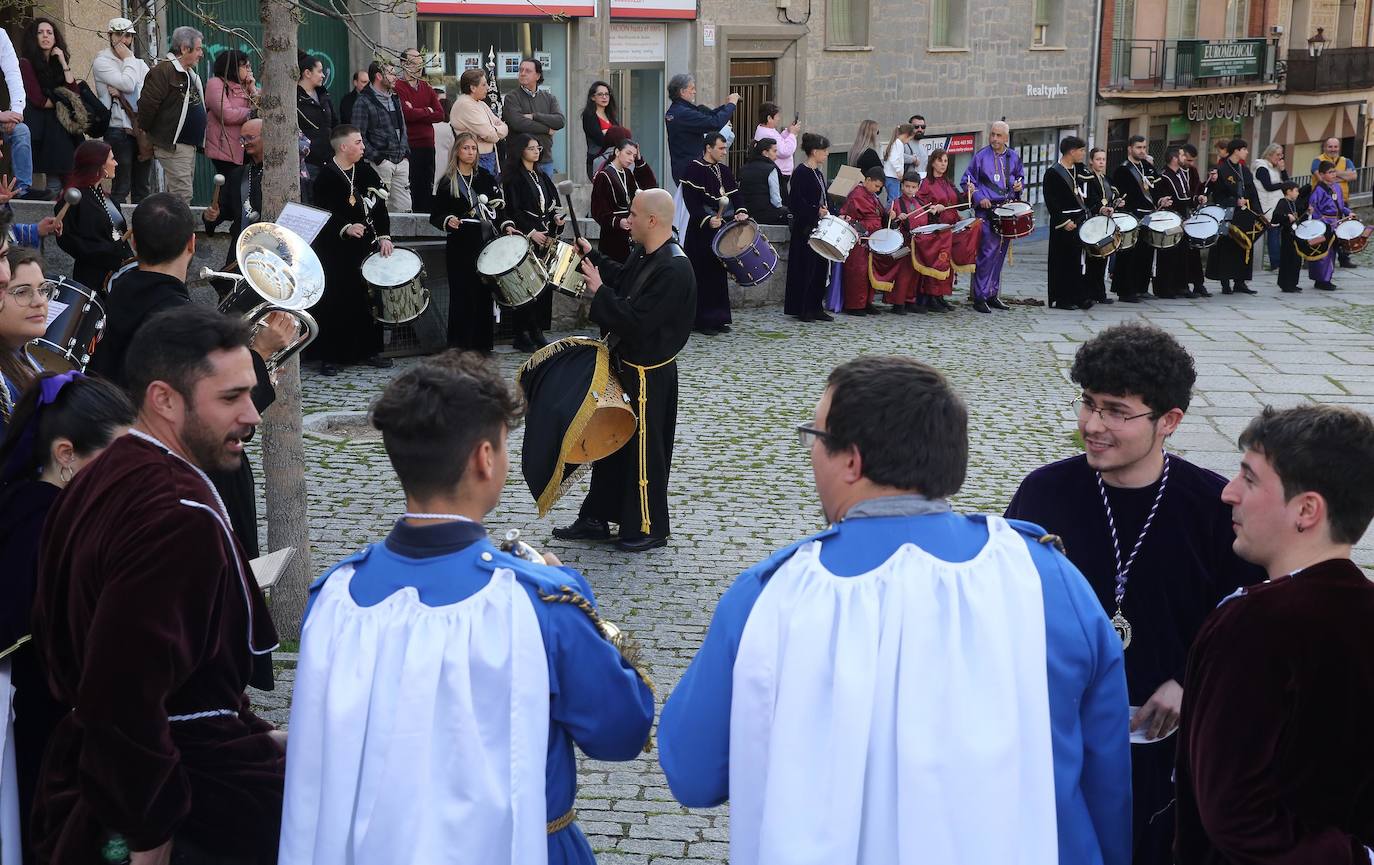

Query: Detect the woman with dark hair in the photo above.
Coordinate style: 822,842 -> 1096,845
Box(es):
0,371 -> 133,863
205,48 -> 258,177
430,130 -> 513,352
0,247 -> 48,438
581,80 -> 618,179
55,140 -> 130,292
784,131 -> 833,322
738,137 -> 789,225
1080,147 -> 1118,306
913,148 -> 960,310
502,132 -> 564,352
591,137 -> 653,261
20,17 -> 83,196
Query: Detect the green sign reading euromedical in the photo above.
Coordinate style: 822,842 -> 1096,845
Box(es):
1196,39 -> 1265,77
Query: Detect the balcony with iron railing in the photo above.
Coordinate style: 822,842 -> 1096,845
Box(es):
1284,46 -> 1374,92
1106,38 -> 1281,92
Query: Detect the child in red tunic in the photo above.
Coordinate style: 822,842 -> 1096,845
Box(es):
888,172 -> 926,311
839,167 -> 885,314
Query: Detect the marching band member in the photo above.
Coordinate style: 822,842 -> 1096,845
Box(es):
1110,136 -> 1167,303
1178,145 -> 1211,297
1271,181 -> 1303,293
203,116 -> 266,264
885,171 -> 924,311
0,244 -> 44,437
1152,146 -> 1191,299
1206,139 -> 1261,295
503,132 -> 563,352
0,371 -> 133,863
431,130 -> 511,353
1043,135 -> 1090,310
961,120 -> 1023,313
308,123 -> 394,375
55,140 -> 131,293
659,356 -> 1132,865
837,166 -> 884,315
32,305 -> 286,864
590,137 -> 647,262
1081,148 -> 1118,305
279,351 -> 654,865
680,131 -> 745,336
914,150 -> 959,311
1307,160 -> 1351,292
783,132 -> 833,323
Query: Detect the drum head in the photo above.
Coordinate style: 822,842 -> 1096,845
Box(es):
477,235 -> 531,276
1295,220 -> 1328,241
952,218 -> 977,233
362,247 -> 423,286
1198,206 -> 1230,224
715,221 -> 757,257
868,228 -> 904,255
1112,214 -> 1139,231
912,222 -> 951,235
1183,215 -> 1219,238
1079,216 -> 1114,244
1007,202 -> 1032,215
1335,220 -> 1366,240
1145,211 -> 1182,231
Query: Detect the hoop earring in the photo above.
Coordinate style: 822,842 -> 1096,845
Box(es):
59,463 -> 74,484
1296,524 -> 1305,533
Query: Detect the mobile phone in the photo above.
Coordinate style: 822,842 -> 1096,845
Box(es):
793,113 -> 799,125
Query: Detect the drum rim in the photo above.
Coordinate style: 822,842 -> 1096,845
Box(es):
1295,220 -> 1330,240
48,275 -> 103,307
1335,220 -> 1366,239
362,247 -> 424,287
815,215 -> 860,239
712,219 -> 766,261
1112,214 -> 1140,230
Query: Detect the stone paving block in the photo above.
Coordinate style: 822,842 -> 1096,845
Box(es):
1240,373 -> 1345,395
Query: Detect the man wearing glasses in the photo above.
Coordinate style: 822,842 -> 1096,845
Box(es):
203,117 -> 264,262
660,355 -> 1132,865
1005,323 -> 1264,865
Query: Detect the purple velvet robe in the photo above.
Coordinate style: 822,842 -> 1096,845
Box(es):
959,145 -> 1024,299
1307,182 -> 1349,285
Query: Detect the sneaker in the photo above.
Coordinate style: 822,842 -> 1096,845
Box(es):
17,188 -> 51,201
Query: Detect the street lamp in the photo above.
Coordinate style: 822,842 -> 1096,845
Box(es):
1307,27 -> 1328,57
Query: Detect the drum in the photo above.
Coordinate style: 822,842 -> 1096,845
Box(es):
809,215 -> 861,263
477,235 -> 550,308
1112,214 -> 1140,251
361,247 -> 430,325
1335,218 -> 1372,255
1142,210 -> 1184,249
29,277 -> 105,372
911,222 -> 952,235
1182,214 -> 1221,250
713,219 -> 779,286
867,228 -> 905,258
864,228 -> 906,294
1294,219 -> 1333,259
950,217 -> 982,271
1198,205 -> 1232,236
543,239 -> 588,299
992,201 -> 1035,238
1078,216 -> 1121,258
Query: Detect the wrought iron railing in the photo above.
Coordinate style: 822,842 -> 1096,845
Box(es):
1284,47 -> 1374,91
1107,38 -> 1280,91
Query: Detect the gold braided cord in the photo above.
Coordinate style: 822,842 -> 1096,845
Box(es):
910,245 -> 952,280
866,254 -> 894,294
621,356 -> 677,536
547,809 -> 576,834
1038,533 -> 1066,555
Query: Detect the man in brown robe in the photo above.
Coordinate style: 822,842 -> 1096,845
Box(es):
31,304 -> 284,865
1175,404 -> 1374,865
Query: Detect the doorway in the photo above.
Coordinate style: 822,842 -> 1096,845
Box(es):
728,58 -> 775,175
609,66 -> 666,186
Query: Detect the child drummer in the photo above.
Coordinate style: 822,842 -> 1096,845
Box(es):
839,167 -> 886,315
1271,181 -> 1303,294
886,172 -> 925,313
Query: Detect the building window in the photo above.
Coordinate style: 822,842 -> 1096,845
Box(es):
931,0 -> 968,49
1166,0 -> 1198,38
1224,0 -> 1250,37
827,0 -> 870,47
1032,0 -> 1064,46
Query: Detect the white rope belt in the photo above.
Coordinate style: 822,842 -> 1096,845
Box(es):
167,708 -> 238,723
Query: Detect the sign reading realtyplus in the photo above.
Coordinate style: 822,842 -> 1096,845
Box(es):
1196,40 -> 1265,77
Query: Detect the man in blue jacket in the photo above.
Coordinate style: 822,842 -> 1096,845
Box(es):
664,73 -> 738,184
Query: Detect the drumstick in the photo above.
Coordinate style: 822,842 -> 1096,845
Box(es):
210,173 -> 225,210
555,179 -> 583,243
54,187 -> 81,222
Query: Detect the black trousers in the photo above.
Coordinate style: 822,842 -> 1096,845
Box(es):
409,145 -> 435,212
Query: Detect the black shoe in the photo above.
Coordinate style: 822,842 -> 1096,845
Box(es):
319,362 -> 339,376
365,354 -> 394,368
1339,258 -> 1356,269
1235,284 -> 1258,295
864,305 -> 880,315
890,304 -> 907,315
17,188 -> 51,201
512,335 -> 539,352
1078,300 -> 1095,310
910,303 -> 927,314
1280,287 -> 1301,293
718,324 -> 732,333
616,535 -> 667,553
1118,294 -> 1143,303
527,329 -> 551,348
1096,296 -> 1115,305
551,516 -> 611,541
972,300 -> 991,314
987,296 -> 1010,311
1220,283 -> 1233,294
1315,282 -> 1338,291
814,310 -> 835,322
936,298 -> 954,311
843,308 -> 866,316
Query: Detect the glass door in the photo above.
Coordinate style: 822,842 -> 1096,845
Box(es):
609,66 -> 665,185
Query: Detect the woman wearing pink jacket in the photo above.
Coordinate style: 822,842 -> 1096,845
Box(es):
205,49 -> 257,176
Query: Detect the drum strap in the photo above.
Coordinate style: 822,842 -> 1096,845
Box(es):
622,354 -> 678,535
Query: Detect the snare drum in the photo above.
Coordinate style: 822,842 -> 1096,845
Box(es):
29,277 -> 105,372
1182,214 -> 1221,250
867,228 -> 905,258
1335,218 -> 1371,255
950,217 -> 982,270
544,239 -> 588,299
864,228 -> 906,293
477,235 -> 550,308
1112,214 -> 1140,251
809,215 -> 861,263
1198,205 -> 1232,236
911,222 -> 953,235
1294,219 -> 1333,259
362,247 -> 430,325
713,219 -> 779,286
1078,215 -> 1121,258
992,201 -> 1035,238
1142,210 -> 1184,249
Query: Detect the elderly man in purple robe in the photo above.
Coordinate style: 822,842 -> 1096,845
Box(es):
960,121 -> 1024,314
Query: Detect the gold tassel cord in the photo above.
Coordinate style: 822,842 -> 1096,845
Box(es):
621,356 -> 677,536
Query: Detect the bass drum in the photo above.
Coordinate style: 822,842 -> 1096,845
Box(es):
477,235 -> 550,308
1078,216 -> 1120,259
713,219 -> 779,286
361,247 -> 430,325
30,277 -> 106,372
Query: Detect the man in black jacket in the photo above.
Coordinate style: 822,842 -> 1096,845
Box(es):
296,51 -> 337,204
338,69 -> 367,124
738,138 -> 789,225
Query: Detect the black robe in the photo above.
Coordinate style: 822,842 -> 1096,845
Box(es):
576,239 -> 696,540
1152,167 -> 1192,296
1206,159 -> 1261,285
1005,454 -> 1266,865
590,163 -> 653,263
680,158 -> 744,330
1111,159 -> 1158,297
1184,165 -> 1208,289
784,163 -> 829,318
308,159 -> 389,363
430,168 -> 507,352
1175,558 -> 1374,865
1271,197 -> 1302,291
1043,162 -> 1087,308
502,166 -> 563,335
1080,170 -> 1116,302
55,186 -> 132,293
203,160 -> 264,269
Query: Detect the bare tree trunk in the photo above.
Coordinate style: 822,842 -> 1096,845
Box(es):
259,0 -> 314,639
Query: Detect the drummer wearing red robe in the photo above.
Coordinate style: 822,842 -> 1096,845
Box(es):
916,149 -> 960,311
680,132 -> 746,336
885,172 -> 924,310
839,167 -> 885,315
30,304 -> 285,864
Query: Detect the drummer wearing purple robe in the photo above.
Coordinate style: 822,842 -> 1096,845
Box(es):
960,121 -> 1023,313
1308,161 -> 1350,292
680,132 -> 747,336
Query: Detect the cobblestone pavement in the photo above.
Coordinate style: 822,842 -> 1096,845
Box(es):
249,237 -> 1374,864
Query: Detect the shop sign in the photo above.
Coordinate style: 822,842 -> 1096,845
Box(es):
1195,39 -> 1265,78
611,0 -> 696,18
1186,91 -> 1267,122
1025,83 -> 1069,99
610,22 -> 666,61
417,0 -> 594,16
947,133 -> 976,154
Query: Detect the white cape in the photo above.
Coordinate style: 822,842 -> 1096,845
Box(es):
279,565 -> 549,865
1,660 -> 19,865
729,516 -> 1058,865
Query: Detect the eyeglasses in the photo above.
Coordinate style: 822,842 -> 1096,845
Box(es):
1072,398 -> 1155,430
594,90 -> 610,97
912,125 -> 926,130
797,424 -> 832,448
4,281 -> 57,306
239,135 -> 259,144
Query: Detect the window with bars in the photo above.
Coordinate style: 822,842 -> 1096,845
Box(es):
827,0 -> 870,47
931,0 -> 968,48
1032,0 -> 1065,46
